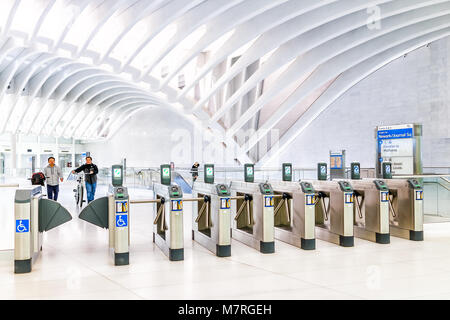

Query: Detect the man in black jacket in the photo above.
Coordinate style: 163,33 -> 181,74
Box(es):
191,162 -> 200,182
72,156 -> 99,204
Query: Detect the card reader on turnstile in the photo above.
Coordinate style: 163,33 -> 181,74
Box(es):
231,179 -> 275,254
350,178 -> 390,244
312,180 -> 354,247
299,181 -> 316,249
192,182 -> 232,257
271,179 -> 317,250
153,184 -> 184,261
384,178 -> 423,241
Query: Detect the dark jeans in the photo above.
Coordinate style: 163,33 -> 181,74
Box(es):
85,182 -> 97,202
47,185 -> 59,201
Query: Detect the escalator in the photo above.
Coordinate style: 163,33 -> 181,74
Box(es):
173,171 -> 193,194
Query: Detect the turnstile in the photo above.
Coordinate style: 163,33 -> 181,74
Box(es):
191,182 -> 232,257
152,182 -> 184,261
348,179 -> 390,244
14,186 -> 72,273
79,165 -> 131,265
309,180 -> 355,247
230,181 -> 275,253
270,181 -> 316,250
385,179 -> 424,241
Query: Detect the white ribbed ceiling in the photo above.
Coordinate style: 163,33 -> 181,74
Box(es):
0,0 -> 448,164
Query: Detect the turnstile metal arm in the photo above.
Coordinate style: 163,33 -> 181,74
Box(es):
353,191 -> 364,219
316,192 -> 330,221
183,197 -> 208,202
130,199 -> 161,204
153,198 -> 167,232
234,194 -> 254,226
229,196 -> 245,201
274,193 -> 291,223
0,184 -> 19,188
195,196 -> 211,227
235,199 -> 247,221
388,193 -> 397,218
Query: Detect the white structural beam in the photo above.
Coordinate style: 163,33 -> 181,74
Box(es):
239,15 -> 450,157
140,0 -> 244,76
157,0 -> 289,89
121,0 -> 207,72
99,0 -> 168,64
214,0 -> 449,131
176,0 -> 338,102
259,28 -> 450,165
227,1 -> 450,140
0,0 -> 446,163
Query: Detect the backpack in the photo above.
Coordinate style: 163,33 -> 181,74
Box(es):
31,172 -> 46,186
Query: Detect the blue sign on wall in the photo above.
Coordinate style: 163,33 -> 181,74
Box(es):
377,127 -> 414,153
16,219 -> 30,233
116,214 -> 128,228
377,128 -> 413,140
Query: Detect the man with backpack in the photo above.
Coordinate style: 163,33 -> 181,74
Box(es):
72,156 -> 99,204
43,156 -> 63,201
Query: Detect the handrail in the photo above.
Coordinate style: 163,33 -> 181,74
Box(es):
0,184 -> 19,188
436,178 -> 450,192
393,174 -> 450,179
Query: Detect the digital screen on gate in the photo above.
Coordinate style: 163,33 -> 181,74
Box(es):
113,168 -> 122,178
162,168 -> 170,177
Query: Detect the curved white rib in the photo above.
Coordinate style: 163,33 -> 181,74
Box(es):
212,0 -> 449,129
157,0 -> 289,89
176,0 -> 338,101
259,29 -> 450,165
140,0 -> 244,76
0,0 -> 446,162
244,17 -> 450,157
226,1 -> 450,138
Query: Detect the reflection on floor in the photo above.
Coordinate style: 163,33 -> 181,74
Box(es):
424,215 -> 450,223
1,182 -> 450,300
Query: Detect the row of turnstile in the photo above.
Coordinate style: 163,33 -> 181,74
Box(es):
13,163 -> 424,273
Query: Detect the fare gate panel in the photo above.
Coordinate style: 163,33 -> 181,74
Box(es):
231,180 -> 276,254
14,187 -> 72,274
79,197 -> 109,229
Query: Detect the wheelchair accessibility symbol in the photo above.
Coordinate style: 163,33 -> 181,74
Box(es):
116,215 -> 128,228
16,219 -> 29,233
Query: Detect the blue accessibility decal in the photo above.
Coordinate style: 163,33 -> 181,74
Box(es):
116,214 -> 128,228
16,219 -> 30,233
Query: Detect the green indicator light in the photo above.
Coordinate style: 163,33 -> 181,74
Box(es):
173,192 -> 179,195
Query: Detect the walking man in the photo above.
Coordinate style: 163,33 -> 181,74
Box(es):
72,156 -> 99,204
43,157 -> 63,201
191,162 -> 200,182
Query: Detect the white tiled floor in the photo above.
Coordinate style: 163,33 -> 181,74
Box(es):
1,183 -> 450,300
